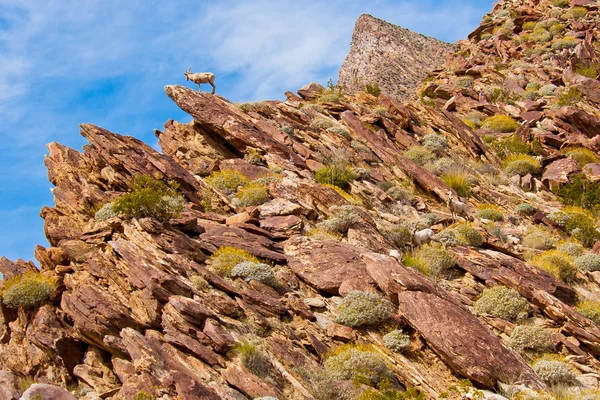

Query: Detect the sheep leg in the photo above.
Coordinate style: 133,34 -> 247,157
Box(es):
197,83 -> 202,92
210,82 -> 216,94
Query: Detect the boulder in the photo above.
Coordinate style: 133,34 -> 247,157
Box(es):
541,158 -> 581,191
20,384 -> 76,400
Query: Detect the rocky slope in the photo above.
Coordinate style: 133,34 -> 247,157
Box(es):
338,14 -> 455,100
2,0 -> 600,399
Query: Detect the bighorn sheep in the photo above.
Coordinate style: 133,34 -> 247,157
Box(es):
389,249 -> 402,262
447,191 -> 469,221
412,227 -> 435,247
184,67 -> 216,94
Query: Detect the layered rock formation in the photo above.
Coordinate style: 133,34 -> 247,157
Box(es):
338,14 -> 455,100
2,0 -> 600,399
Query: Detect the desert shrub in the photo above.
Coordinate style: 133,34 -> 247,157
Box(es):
316,165 -> 355,189
311,118 -> 335,130
360,381 -> 423,400
327,126 -> 352,140
404,245 -> 455,278
476,205 -> 504,221
429,157 -> 457,175
532,360 -> 577,386
189,275 -> 211,292
442,169 -> 472,197
322,184 -> 362,205
383,330 -> 411,352
324,344 -> 393,386
488,135 -> 531,159
485,222 -> 509,243
365,83 -> 382,97
548,207 -> 600,248
334,291 -> 395,327
95,202 -> 117,221
522,21 -> 537,31
551,36 -> 578,50
556,87 -> 583,106
234,339 -> 272,377
531,28 -> 553,43
136,392 -> 154,400
482,115 -> 520,133
373,107 -> 388,116
561,147 -> 599,168
455,223 -> 484,247
538,84 -> 557,96
306,228 -> 343,241
386,186 -> 410,202
532,250 -> 577,282
556,241 -> 585,257
231,262 -> 277,287
503,154 -> 541,177
280,126 -> 294,135
238,102 -> 269,114
474,286 -> 530,322
419,213 -> 439,229
509,325 -> 554,353
576,300 -> 600,324
244,148 -> 264,165
234,182 -> 269,207
522,232 -> 555,250
112,175 -> 185,222
318,79 -> 345,103
318,205 -> 360,234
574,62 -> 599,79
454,76 -> 474,89
404,147 -> 436,166
462,118 -> 478,130
556,174 -> 600,214
2,271 -> 57,309
385,224 -> 412,249
352,167 -> 370,180
563,6 -> 587,19
206,170 -> 250,195
574,253 -> 600,272
526,81 -> 541,91
484,86 -> 504,102
254,397 -> 279,400
422,133 -> 449,155
549,22 -> 566,36
523,89 -> 540,100
210,247 -> 259,277
552,0 -> 569,7
516,203 -> 536,216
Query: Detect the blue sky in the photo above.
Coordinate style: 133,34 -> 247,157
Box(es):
0,0 -> 496,262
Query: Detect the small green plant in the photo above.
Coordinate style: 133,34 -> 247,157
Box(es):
503,154 -> 541,177
532,250 -> 577,282
556,87 -> 583,106
383,330 -> 411,352
563,6 -> 587,19
455,223 -> 484,247
244,148 -> 264,165
360,381 -> 424,400
365,83 -> 382,97
317,205 -> 361,235
574,253 -> 600,272
532,360 -> 577,386
441,169 -> 472,197
516,203 -> 536,216
315,164 -> 355,189
385,224 -> 413,249
327,126 -> 352,140
136,392 -> 155,400
538,84 -> 557,96
234,182 -> 269,207
474,286 -> 530,323
556,241 -> 585,256
95,202 -> 117,221
481,115 -> 520,132
574,62 -> 599,79
2,271 -> 57,309
231,262 -> 277,287
488,135 -> 531,159
206,170 -> 250,195
311,118 -> 335,130
509,325 -> 554,353
404,147 -> 436,166
334,290 -> 395,327
531,28 -> 553,43
476,205 -> 503,221
280,125 -> 294,135
552,0 -> 569,8
522,232 -> 555,250
454,76 -> 474,89
373,107 -> 388,116
209,247 -> 260,277
422,133 -> 449,155
324,344 -> 393,387
548,207 -> 600,247
484,86 -> 504,102
556,175 -> 600,214
233,338 -> 272,377
237,101 -> 269,114
576,300 -> 600,325
322,184 -> 362,205
404,245 -> 455,278
551,36 -> 578,50
112,175 -> 185,221
318,79 -> 345,103
561,147 -> 600,167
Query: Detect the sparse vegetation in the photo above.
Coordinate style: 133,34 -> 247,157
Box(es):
234,182 -> 269,207
552,0 -> 569,8
334,290 -> 395,327
383,330 -> 411,352
317,205 -> 361,235
206,170 -> 250,195
522,232 -> 555,250
422,133 -> 449,155
476,205 -> 503,221
404,147 -> 436,166
441,169 -> 472,197
328,126 -> 352,140
324,344 -> 393,386
574,62 -> 599,79
311,118 -> 335,130
237,101 -> 270,114
532,360 -> 577,386
531,28 -> 553,43
556,241 -> 585,257
574,253 -> 600,272
316,163 -> 356,189
563,6 -> 588,19
503,154 -> 541,177
95,202 -> 117,221
561,147 -> 599,167
556,87 -> 583,106
231,262 -> 277,287
455,223 -> 484,247
576,300 -> 600,325
403,245 -> 455,278
516,203 -> 536,216
532,250 -> 577,282
487,135 -> 531,159
556,174 -> 600,214
112,175 -> 186,221
482,115 -> 520,132
548,206 -> 600,247
454,76 -> 474,89
2,271 -> 57,309
209,247 -> 260,277
233,338 -> 272,378
385,223 -> 413,249
318,79 -> 345,103
474,286 -> 530,323
551,36 -> 578,50
365,83 -> 382,97
509,325 -> 554,353
538,84 -> 557,96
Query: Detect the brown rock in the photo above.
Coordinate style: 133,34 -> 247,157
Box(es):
583,163 -> 600,181
257,198 -> 304,217
549,107 -> 600,139
0,370 -> 21,400
327,323 -> 356,342
20,384 -> 76,400
222,364 -> 283,399
259,215 -> 303,239
219,158 -> 272,180
297,82 -> 325,100
541,158 -> 581,191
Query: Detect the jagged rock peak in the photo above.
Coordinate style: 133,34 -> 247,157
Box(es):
338,14 -> 456,100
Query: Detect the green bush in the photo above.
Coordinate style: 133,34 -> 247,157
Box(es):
334,291 -> 395,327
509,325 -> 554,353
324,344 -> 393,386
531,28 -> 553,43
574,253 -> 600,272
210,247 -> 260,277
112,175 -> 186,222
206,170 -> 250,195
234,182 -> 269,207
474,286 -> 530,323
327,126 -> 352,140
503,154 -> 541,177
556,87 -> 583,106
522,21 -> 537,31
234,338 -> 271,377
563,6 -> 587,19
318,79 -> 345,103
476,206 -> 504,221
373,107 -> 388,116
441,169 -> 472,197
311,118 -> 335,130
404,147 -> 436,166
556,175 -> 600,214
238,102 -> 270,114
136,392 -> 154,400
365,83 -> 382,97
231,262 -> 277,287
2,271 -> 57,309
455,224 -> 484,247
516,203 -> 536,216
548,207 -> 600,248
385,224 -> 412,249
574,62 -> 599,79
551,36 -> 578,50
522,232 -> 554,250
538,84 -> 557,96
316,165 -> 355,189
454,76 -> 474,89
552,0 -> 569,8
404,245 -> 455,278
484,86 -> 504,102
360,382 -> 423,400
383,330 -> 411,353
576,300 -> 600,324
244,148 -> 264,165
317,205 -> 361,235
532,250 -> 577,282
487,135 -> 531,159
556,241 -> 585,257
95,202 -> 117,221
429,157 -> 457,175
422,133 -> 449,155
482,115 -> 520,132
532,360 -> 577,386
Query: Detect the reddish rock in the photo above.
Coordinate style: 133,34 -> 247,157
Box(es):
549,107 -> 600,139
327,323 -> 356,342
297,82 -> 325,100
541,158 -> 581,191
222,364 -> 283,399
219,158 -> 272,180
20,384 -> 76,400
0,371 -> 21,400
259,215 -> 303,239
583,163 -> 600,182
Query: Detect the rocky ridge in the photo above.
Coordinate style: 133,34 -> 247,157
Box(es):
338,14 -> 455,100
2,0 -> 600,399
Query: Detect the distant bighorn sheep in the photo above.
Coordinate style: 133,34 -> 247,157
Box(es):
412,227 -> 435,247
447,191 -> 469,221
184,67 -> 216,94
